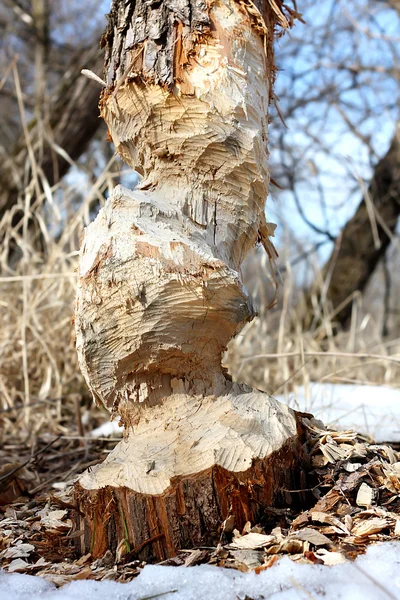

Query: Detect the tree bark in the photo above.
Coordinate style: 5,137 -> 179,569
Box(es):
315,124 -> 400,328
74,0 -> 309,560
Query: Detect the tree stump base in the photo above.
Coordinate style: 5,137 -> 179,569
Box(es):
74,382 -> 310,561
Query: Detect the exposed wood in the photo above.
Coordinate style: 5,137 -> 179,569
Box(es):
76,0 -> 283,414
74,0 -> 306,560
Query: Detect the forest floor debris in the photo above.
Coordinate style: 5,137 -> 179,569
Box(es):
1,416 -> 400,583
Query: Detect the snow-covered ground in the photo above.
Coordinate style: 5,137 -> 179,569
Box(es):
1,542 -> 400,600
277,382 -> 400,442
8,382 -> 396,599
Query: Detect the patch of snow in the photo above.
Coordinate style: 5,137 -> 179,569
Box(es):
0,571 -> 54,600
90,420 -> 123,438
1,542 -> 400,600
277,383 -> 400,442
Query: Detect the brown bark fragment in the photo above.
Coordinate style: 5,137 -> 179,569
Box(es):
101,0 -> 210,87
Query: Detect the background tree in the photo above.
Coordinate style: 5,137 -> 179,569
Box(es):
269,0 -> 400,334
0,1 -> 107,266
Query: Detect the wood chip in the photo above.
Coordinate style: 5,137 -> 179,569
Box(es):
311,511 -> 350,535
280,539 -> 304,554
344,514 -> 353,532
394,520 -> 400,537
8,558 -> 30,573
184,549 -> 209,567
230,550 -> 263,571
320,441 -> 349,463
265,544 -> 281,555
242,521 -> 252,535
221,515 -> 236,535
3,543 -> 35,559
315,549 -> 347,566
343,462 -> 362,473
228,532 -> 275,550
289,528 -> 332,547
40,508 -> 71,529
352,517 -> 390,537
356,483 -> 375,508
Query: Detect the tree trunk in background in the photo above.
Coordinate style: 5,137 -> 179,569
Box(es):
314,124 -> 400,329
73,0 -> 310,561
32,0 -> 49,117
0,45 -> 104,245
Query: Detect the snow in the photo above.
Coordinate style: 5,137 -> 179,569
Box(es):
278,382 -> 400,442
1,542 -> 400,600
90,420 -> 123,438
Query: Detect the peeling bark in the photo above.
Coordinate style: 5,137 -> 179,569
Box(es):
101,0 -> 284,89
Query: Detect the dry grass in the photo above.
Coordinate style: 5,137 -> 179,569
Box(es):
0,136 -> 124,441
225,247 -> 400,399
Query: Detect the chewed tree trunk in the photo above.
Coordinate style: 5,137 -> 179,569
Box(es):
74,0 -> 309,560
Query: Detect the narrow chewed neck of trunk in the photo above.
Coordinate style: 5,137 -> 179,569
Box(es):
76,0 -> 286,425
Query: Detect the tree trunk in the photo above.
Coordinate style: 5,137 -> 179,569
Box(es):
74,0 -> 309,560
313,124 -> 400,328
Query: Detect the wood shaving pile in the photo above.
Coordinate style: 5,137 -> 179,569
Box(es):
1,418 -> 399,582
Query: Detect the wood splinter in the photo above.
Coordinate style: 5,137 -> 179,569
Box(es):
74,0 -> 309,561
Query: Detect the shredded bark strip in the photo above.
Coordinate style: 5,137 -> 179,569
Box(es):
101,0 -> 298,89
